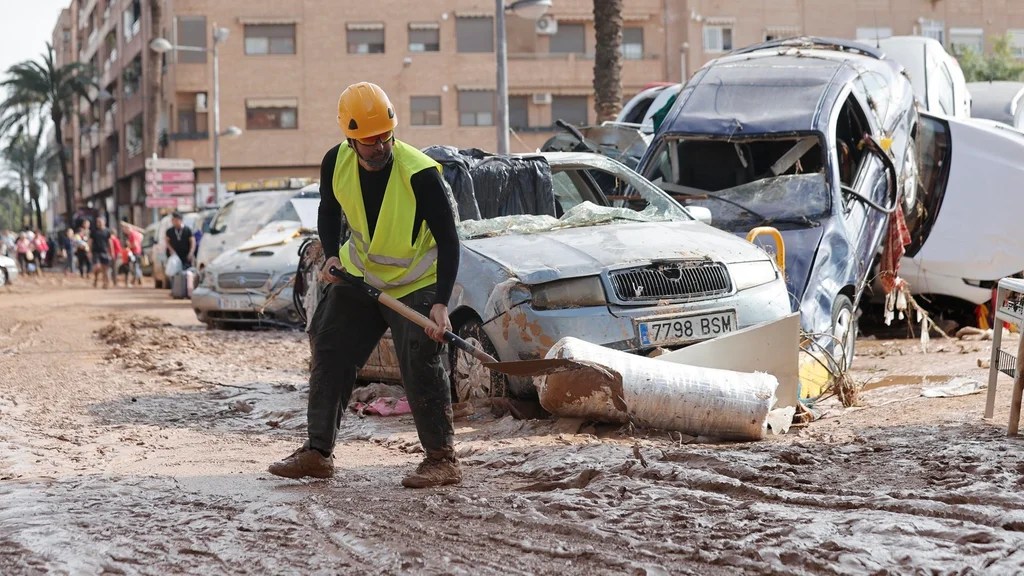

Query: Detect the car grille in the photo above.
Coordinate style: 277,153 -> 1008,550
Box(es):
609,261 -> 731,302
218,272 -> 271,290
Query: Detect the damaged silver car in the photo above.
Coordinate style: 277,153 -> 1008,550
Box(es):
342,149 -> 791,402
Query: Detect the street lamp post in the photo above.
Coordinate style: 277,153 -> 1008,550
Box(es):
150,24 -> 241,210
496,0 -> 552,154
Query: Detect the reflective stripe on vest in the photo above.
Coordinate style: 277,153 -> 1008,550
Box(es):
333,140 -> 442,298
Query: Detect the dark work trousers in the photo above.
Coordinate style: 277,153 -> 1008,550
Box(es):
306,281 -> 455,459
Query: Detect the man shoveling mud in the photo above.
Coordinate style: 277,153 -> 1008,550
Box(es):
268,82 -> 462,488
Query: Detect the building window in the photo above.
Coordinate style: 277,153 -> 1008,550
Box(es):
125,114 -> 143,158
1011,30 -> 1024,58
921,19 -> 945,45
408,23 -> 439,52
246,99 -> 298,130
456,16 -> 493,53
410,96 -> 441,126
552,96 -> 587,126
550,23 -> 585,54
244,24 -> 296,55
509,96 -> 528,129
855,27 -> 892,42
122,56 -> 141,97
949,28 -> 984,55
458,90 -> 494,126
702,25 -> 733,53
176,16 -> 207,63
122,0 -> 141,42
347,23 -> 385,54
622,27 -> 643,60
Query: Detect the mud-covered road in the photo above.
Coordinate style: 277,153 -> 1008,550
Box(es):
3,276 -> 1024,575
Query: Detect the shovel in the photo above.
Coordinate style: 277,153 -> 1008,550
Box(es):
328,267 -> 593,377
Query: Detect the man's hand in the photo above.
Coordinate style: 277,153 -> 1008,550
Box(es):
321,256 -> 343,284
427,303 -> 451,343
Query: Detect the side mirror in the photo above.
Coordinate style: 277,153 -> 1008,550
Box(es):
686,206 -> 713,225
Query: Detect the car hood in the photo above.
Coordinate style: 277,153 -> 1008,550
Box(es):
208,234 -> 307,276
463,220 -> 771,284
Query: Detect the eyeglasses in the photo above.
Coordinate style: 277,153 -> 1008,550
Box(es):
355,131 -> 394,146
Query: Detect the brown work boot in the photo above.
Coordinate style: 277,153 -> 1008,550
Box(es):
267,446 -> 334,479
401,456 -> 462,488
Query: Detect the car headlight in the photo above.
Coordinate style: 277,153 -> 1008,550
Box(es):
728,260 -> 779,291
272,272 -> 296,292
199,271 -> 216,288
531,276 -> 606,310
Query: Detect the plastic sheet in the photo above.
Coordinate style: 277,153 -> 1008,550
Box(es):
536,337 -> 779,440
421,146 -> 555,220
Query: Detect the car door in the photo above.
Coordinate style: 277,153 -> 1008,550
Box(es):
905,112 -> 1024,282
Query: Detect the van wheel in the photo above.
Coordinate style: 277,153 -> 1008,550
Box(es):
448,318 -> 507,403
831,295 -> 857,372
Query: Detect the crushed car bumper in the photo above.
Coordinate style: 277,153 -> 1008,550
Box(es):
192,286 -> 301,327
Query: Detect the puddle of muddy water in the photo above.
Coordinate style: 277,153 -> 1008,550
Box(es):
863,374 -> 952,391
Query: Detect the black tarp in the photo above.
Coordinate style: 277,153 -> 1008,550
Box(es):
422,146 -> 555,221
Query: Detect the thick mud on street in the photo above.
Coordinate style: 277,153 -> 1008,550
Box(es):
4,277 -> 1024,575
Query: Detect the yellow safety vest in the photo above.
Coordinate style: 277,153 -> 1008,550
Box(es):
334,139 -> 441,298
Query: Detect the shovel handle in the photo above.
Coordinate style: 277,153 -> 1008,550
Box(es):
328,267 -> 498,364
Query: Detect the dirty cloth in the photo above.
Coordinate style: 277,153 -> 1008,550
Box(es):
350,396 -> 412,416
879,204 -> 911,294
921,377 -> 987,398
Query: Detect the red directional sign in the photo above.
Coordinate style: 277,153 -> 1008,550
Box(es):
145,170 -> 195,183
146,182 -> 195,196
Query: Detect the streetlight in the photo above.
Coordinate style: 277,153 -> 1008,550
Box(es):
496,0 -> 551,154
150,24 -> 241,208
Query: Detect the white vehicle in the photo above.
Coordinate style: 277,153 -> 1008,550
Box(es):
867,36 -> 971,118
151,211 -> 202,289
0,254 -> 18,287
897,112 -> 1024,319
195,186 -> 320,274
968,81 -> 1024,130
616,83 -> 683,134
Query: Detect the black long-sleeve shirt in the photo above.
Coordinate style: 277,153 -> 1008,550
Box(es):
318,143 -> 460,305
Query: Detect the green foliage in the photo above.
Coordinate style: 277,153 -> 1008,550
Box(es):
0,186 -> 24,231
955,34 -> 1024,82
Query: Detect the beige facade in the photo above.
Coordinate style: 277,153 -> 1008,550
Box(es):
54,0 -> 1024,225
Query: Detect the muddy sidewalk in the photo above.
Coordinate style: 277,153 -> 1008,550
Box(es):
3,279 -> 1024,575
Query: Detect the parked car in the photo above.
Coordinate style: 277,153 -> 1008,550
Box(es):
637,37 -> 919,369
195,186 -> 320,276
967,81 -> 1024,131
890,112 -> 1024,322
192,193 -> 318,329
617,82 -> 684,133
867,36 -> 971,118
0,254 -> 17,287
151,211 -> 202,289
334,149 -> 791,401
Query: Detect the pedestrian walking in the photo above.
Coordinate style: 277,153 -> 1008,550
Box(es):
74,224 -> 91,278
59,228 -> 75,276
268,82 -> 462,488
165,212 -> 195,272
15,232 -> 32,275
90,217 -> 114,289
121,218 -> 144,286
109,232 -> 123,287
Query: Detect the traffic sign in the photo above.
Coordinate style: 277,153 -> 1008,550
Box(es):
145,196 -> 180,208
145,170 -> 195,183
145,157 -> 195,171
146,182 -> 196,196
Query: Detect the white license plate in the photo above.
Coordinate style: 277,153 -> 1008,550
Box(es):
220,296 -> 261,311
637,311 -> 736,347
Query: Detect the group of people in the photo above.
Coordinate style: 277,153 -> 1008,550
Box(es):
2,218 -> 145,288
0,229 -> 49,276
58,217 -> 145,288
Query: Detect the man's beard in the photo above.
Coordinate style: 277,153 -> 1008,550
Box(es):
358,147 -> 392,171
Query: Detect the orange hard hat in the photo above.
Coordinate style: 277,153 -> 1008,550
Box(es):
337,82 -> 397,140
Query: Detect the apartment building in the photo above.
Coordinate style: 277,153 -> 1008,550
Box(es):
52,0 -> 1024,226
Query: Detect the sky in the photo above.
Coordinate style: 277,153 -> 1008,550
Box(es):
0,0 -> 72,75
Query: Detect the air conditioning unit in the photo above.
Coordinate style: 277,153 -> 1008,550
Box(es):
532,93 -> 552,105
535,15 -> 558,35
195,92 -> 208,113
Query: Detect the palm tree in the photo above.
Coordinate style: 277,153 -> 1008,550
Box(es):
3,117 -> 50,230
0,185 -> 24,231
592,0 -> 623,122
1,43 -> 96,227
147,0 -> 165,155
